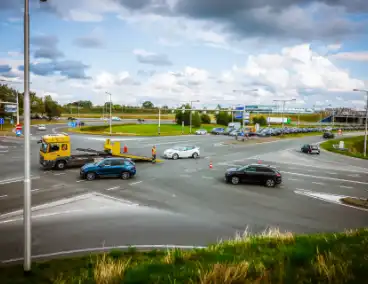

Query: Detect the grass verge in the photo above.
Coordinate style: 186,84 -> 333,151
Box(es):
1,228 -> 367,284
320,135 -> 368,160
70,124 -> 224,136
340,197 -> 368,209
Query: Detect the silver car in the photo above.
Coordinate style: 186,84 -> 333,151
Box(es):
195,129 -> 207,135
163,145 -> 200,160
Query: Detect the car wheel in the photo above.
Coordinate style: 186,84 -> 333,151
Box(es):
192,152 -> 199,159
265,179 -> 276,187
121,172 -> 130,180
172,153 -> 179,160
55,161 -> 66,170
231,176 -> 239,185
86,172 -> 96,181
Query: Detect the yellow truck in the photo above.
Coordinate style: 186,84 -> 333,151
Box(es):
39,133 -> 160,170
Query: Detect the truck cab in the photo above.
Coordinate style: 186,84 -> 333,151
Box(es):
39,134 -> 71,169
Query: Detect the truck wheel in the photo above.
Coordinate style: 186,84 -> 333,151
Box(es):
86,172 -> 96,181
55,161 -> 66,170
121,172 -> 130,180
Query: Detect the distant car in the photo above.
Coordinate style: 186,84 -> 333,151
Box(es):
195,129 -> 207,135
37,124 -> 46,131
224,164 -> 282,187
112,116 -> 122,121
301,144 -> 320,154
80,157 -> 136,181
323,132 -> 335,139
163,145 -> 200,160
211,127 -> 225,135
100,117 -> 109,121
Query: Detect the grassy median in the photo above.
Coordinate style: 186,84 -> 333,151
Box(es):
1,228 -> 367,283
341,197 -> 368,209
70,124 -> 223,136
320,135 -> 368,160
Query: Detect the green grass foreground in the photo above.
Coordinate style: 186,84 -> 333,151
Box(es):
320,135 -> 368,160
1,228 -> 368,284
72,124 -> 223,136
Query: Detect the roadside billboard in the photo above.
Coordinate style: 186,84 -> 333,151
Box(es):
4,104 -> 17,113
267,117 -> 291,124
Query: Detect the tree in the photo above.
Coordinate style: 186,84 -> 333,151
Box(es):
192,111 -> 201,128
215,111 -> 231,126
200,113 -> 211,124
142,101 -> 154,108
44,95 -> 61,117
175,104 -> 191,125
253,116 -> 267,126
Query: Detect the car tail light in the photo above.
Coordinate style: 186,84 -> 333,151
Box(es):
276,173 -> 281,177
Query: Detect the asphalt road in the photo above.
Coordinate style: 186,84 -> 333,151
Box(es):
0,124 -> 367,263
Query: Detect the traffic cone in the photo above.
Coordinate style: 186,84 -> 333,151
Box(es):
209,161 -> 213,169
123,144 -> 128,153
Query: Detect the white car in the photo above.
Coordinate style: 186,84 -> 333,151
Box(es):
100,117 -> 109,121
163,146 -> 200,160
37,124 -> 46,131
112,116 -> 122,121
195,129 -> 207,135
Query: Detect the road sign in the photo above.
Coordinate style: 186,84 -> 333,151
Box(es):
4,104 -> 17,113
10,119 -> 14,124
68,122 -> 72,127
15,129 -> 22,136
0,118 -> 4,125
15,124 -> 22,131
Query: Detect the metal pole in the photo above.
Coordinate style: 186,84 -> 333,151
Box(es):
364,91 -> 368,157
23,0 -> 31,272
158,107 -> 161,135
189,101 -> 193,134
282,101 -> 285,129
16,91 -> 19,124
109,94 -> 112,135
242,104 -> 245,130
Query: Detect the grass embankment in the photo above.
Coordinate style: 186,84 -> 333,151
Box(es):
320,135 -> 368,160
71,124 -> 223,136
341,197 -> 368,209
1,228 -> 367,284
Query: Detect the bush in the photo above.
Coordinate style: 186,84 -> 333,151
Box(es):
200,113 -> 211,124
192,112 -> 201,128
215,112 -> 232,126
253,116 -> 267,126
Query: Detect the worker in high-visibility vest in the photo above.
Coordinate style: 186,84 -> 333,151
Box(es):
152,146 -> 157,164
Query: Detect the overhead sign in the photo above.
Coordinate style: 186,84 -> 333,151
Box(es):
4,104 -> 17,113
0,118 -> 4,125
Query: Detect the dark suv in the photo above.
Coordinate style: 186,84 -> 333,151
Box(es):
224,164 -> 282,187
323,132 -> 335,139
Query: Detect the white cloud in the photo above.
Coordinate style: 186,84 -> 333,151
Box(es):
330,51 -> 368,62
93,71 -> 137,89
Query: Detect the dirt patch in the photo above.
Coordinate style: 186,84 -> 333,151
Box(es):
340,197 -> 368,209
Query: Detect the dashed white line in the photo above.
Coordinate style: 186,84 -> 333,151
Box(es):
312,182 -> 325,185
76,180 -> 86,183
201,176 -> 214,180
288,178 -> 300,181
0,195 -> 8,199
340,185 -> 353,189
53,173 -> 65,176
106,186 -> 120,191
129,181 -> 142,186
31,189 -> 40,192
328,172 -> 337,175
347,174 -> 360,177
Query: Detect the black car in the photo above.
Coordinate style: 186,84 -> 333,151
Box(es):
301,144 -> 320,154
224,164 -> 282,187
323,132 -> 335,139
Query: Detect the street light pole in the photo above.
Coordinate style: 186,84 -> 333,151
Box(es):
158,107 -> 161,135
105,92 -> 112,135
23,0 -> 31,272
353,89 -> 368,157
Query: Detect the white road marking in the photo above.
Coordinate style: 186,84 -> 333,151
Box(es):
31,189 -> 40,192
347,174 -> 360,177
180,174 -> 191,178
288,178 -> 300,181
129,181 -> 142,185
0,195 -> 8,199
76,180 -> 85,183
281,171 -> 368,187
106,186 -> 120,191
0,176 -> 40,185
312,182 -> 325,185
53,173 -> 65,176
340,185 -> 353,189
201,176 -> 214,180
328,172 -> 337,175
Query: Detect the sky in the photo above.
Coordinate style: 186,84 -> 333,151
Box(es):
0,0 -> 368,110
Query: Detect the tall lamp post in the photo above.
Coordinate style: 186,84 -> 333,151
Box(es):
105,92 -> 112,135
273,99 -> 296,129
353,89 -> 368,157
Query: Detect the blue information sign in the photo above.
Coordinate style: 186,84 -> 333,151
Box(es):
0,118 -> 4,125
16,129 -> 22,136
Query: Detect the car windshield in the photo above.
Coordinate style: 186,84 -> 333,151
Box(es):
311,145 -> 319,149
172,146 -> 185,151
40,142 -> 48,153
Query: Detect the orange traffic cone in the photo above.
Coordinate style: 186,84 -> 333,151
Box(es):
123,144 -> 128,153
209,161 -> 213,169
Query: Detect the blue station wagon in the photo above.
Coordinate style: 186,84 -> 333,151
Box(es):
80,157 -> 136,181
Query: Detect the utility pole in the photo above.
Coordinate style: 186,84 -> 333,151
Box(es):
24,0 -> 31,272
158,107 -> 161,135
105,92 -> 112,135
353,89 -> 368,157
273,99 -> 296,129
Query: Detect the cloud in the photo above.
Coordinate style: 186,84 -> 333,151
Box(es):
133,49 -> 172,66
73,36 -> 104,48
330,51 -> 368,62
18,60 -> 90,79
31,35 -> 65,60
93,71 -> 139,89
0,64 -> 12,73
